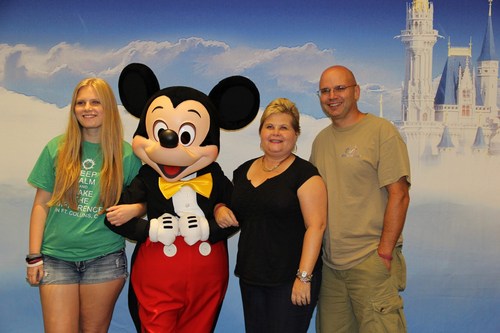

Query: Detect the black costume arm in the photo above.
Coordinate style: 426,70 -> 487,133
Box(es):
105,216 -> 150,242
206,163 -> 240,243
104,169 -> 150,242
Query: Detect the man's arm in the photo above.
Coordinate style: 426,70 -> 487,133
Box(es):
378,176 -> 410,269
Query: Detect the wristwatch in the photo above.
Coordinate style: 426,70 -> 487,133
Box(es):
296,270 -> 313,283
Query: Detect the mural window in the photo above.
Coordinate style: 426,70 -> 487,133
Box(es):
462,105 -> 470,117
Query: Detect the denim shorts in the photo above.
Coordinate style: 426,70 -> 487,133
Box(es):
40,249 -> 128,285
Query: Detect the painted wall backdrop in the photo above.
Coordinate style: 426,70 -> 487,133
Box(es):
1,1 -> 499,332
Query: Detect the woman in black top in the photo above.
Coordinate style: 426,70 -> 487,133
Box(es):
215,98 -> 327,333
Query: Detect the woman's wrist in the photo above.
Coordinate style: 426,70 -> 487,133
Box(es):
296,269 -> 313,283
25,253 -> 43,267
213,203 -> 226,215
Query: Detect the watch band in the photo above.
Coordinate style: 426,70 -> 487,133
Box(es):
296,269 -> 313,283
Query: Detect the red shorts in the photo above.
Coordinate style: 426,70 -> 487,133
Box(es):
132,237 -> 229,333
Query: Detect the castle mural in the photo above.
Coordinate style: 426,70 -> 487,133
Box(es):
396,0 -> 500,166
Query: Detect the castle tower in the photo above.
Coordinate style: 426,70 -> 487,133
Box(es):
398,0 -> 439,123
396,0 -> 443,167
476,0 -> 499,114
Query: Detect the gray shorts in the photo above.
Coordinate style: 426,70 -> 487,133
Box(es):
40,249 -> 128,285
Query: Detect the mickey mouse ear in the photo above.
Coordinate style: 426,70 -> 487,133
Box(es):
118,63 -> 160,118
209,76 -> 260,130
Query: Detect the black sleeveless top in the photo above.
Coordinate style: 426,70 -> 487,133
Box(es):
232,155 -> 321,286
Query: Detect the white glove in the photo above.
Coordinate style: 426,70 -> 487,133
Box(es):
149,213 -> 179,246
178,214 -> 210,246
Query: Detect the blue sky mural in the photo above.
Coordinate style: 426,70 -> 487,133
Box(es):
1,0 -> 498,119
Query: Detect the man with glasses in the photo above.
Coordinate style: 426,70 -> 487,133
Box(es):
310,65 -> 411,332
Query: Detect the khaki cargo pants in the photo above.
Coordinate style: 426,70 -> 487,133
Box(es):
316,247 -> 407,333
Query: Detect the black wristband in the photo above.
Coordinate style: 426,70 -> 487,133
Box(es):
25,254 -> 42,263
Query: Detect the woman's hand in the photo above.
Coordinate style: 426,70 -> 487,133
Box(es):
291,278 -> 311,306
106,203 -> 146,226
26,264 -> 44,285
214,205 -> 239,228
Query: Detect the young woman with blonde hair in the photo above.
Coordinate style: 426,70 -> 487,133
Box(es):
26,78 -> 143,333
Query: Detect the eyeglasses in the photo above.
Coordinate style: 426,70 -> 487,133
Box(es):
316,84 -> 357,97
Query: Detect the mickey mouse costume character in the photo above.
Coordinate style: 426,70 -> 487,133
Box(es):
105,63 -> 259,333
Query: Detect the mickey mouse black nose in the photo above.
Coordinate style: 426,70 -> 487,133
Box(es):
158,129 -> 178,148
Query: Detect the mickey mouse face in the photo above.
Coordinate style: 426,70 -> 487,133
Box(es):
118,63 -> 260,183
133,95 -> 218,181
147,97 -> 208,150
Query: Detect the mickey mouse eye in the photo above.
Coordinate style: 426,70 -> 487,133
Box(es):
179,123 -> 195,146
153,120 -> 168,142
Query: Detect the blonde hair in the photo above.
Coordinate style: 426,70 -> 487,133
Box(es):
259,97 -> 301,134
48,78 -> 124,212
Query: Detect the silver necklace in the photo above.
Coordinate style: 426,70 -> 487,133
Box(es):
261,155 -> 291,172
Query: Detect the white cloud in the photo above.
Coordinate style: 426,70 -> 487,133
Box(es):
0,38 -> 230,82
0,38 -> 408,119
200,43 -> 334,90
0,39 -> 337,93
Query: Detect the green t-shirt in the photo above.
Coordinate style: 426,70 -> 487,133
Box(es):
310,114 -> 411,270
28,135 -> 142,261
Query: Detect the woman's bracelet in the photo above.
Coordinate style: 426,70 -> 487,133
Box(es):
25,254 -> 43,266
296,270 -> 313,283
26,253 -> 42,260
26,259 -> 44,268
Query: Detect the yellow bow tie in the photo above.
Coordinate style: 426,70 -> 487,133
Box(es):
158,173 -> 213,200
